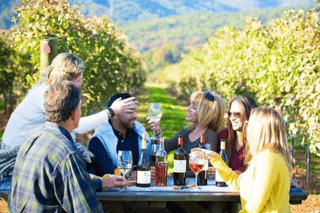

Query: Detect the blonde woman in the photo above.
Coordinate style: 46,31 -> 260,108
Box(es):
148,91 -> 225,176
2,53 -> 136,149
0,53 -> 136,188
193,107 -> 292,213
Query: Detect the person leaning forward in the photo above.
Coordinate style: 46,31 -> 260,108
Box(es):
8,82 -> 127,213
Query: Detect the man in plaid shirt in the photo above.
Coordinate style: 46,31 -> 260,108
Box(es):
7,82 -> 127,212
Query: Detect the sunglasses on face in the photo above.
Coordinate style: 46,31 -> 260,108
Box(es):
203,91 -> 215,102
228,111 -> 241,118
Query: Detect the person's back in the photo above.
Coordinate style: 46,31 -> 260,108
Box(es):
9,123 -> 103,212
238,149 -> 291,213
8,82 -> 105,213
2,84 -> 48,148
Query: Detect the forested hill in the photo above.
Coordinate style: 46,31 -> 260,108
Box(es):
0,0 -> 316,29
121,4 -> 315,52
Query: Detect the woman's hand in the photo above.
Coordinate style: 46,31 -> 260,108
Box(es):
191,148 -> 219,160
110,97 -> 138,115
146,117 -> 161,136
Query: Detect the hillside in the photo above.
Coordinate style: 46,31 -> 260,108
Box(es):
120,4 -> 316,52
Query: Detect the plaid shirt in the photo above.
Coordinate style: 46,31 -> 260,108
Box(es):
8,122 -> 104,213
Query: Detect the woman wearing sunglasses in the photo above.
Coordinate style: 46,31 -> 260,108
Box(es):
148,91 -> 225,176
226,95 -> 257,175
192,108 -> 292,213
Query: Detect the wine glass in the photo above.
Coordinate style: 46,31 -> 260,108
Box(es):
189,152 -> 206,188
148,103 -> 163,140
117,150 -> 133,180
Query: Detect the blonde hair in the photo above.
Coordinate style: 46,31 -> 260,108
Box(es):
41,53 -> 85,85
190,91 -> 225,132
246,107 -> 292,172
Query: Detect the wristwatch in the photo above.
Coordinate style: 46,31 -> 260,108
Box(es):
106,107 -> 115,118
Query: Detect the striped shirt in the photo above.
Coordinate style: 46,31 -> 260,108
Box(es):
8,122 -> 104,213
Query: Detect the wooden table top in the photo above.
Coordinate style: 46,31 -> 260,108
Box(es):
97,177 -> 307,204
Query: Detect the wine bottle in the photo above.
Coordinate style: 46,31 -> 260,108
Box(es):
173,135 -> 187,186
137,133 -> 151,187
155,138 -> 168,186
198,133 -> 209,185
216,139 -> 229,187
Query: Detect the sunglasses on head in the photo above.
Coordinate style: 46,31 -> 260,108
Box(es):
203,91 -> 215,102
228,111 -> 241,118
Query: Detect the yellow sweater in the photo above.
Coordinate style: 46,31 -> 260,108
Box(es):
210,149 -> 291,213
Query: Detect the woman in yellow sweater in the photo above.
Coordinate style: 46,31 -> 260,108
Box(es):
193,107 -> 292,213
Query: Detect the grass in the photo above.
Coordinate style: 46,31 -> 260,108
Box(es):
136,83 -> 187,173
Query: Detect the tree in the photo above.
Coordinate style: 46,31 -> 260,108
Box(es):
160,8 -> 320,156
9,0 -> 146,110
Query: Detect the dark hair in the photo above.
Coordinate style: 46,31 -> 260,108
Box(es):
226,95 -> 257,162
44,82 -> 81,123
107,93 -> 132,107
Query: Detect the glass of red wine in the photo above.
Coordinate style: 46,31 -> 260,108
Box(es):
189,152 -> 205,188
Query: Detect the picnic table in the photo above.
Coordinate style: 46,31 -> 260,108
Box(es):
97,177 -> 308,213
0,176 -> 308,212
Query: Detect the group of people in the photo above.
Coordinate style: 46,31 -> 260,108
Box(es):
148,89 -> 291,213
0,52 -> 292,213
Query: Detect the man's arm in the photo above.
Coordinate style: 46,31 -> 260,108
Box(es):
54,153 -> 105,213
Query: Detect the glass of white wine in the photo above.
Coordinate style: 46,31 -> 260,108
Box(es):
148,103 -> 163,140
117,150 -> 133,181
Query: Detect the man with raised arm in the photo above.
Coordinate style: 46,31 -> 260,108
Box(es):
88,93 -> 171,213
88,92 -> 152,176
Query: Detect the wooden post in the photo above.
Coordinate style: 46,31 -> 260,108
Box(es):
290,131 -> 295,168
40,34 -> 58,74
306,144 -> 311,194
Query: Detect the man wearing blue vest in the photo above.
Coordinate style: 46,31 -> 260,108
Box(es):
88,93 -> 171,213
88,93 -> 152,177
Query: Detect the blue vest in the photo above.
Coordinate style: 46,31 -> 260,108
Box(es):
88,121 -> 152,170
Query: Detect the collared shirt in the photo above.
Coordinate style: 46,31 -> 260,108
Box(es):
113,127 -> 140,166
8,122 -> 104,213
87,123 -> 139,176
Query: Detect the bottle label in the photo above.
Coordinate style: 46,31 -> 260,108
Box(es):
174,160 -> 186,173
221,141 -> 225,150
201,160 -> 208,171
142,139 -> 147,149
215,170 -> 224,183
137,171 -> 151,184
